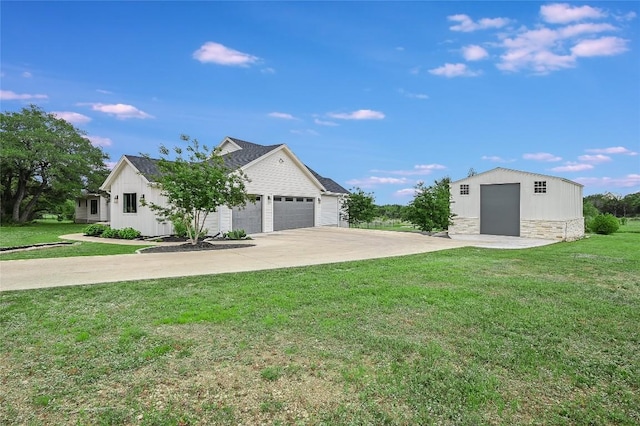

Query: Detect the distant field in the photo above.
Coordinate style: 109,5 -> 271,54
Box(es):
1,226 -> 638,424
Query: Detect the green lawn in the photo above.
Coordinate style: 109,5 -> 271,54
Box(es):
1,229 -> 638,424
0,222 -> 147,260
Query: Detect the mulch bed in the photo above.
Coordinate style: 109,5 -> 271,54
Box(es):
140,241 -> 255,254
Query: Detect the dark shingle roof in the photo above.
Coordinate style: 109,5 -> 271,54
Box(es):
306,166 -> 350,194
223,137 -> 282,169
125,155 -> 161,181
124,138 -> 348,194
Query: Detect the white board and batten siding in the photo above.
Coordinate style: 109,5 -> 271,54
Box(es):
108,162 -> 173,237
320,195 -> 342,226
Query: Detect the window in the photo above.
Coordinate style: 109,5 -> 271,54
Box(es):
460,184 -> 470,195
78,200 -> 82,207
123,193 -> 137,213
534,181 -> 547,194
90,199 -> 98,215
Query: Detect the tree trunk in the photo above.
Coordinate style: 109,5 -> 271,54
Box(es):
19,184 -> 45,223
11,173 -> 28,223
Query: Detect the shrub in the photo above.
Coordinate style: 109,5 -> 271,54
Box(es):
588,214 -> 620,235
84,224 -> 108,236
172,216 -> 188,238
100,228 -> 120,239
225,229 -> 247,240
118,227 -> 141,240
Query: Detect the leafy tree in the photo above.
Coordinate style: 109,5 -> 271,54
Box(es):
0,105 -> 109,223
342,187 -> 376,226
143,135 -> 252,245
375,204 -> 407,221
403,177 -> 453,232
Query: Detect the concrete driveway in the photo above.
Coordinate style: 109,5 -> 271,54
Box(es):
0,227 -> 556,292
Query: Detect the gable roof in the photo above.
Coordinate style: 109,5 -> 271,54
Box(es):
307,166 -> 349,194
451,167 -> 583,187
102,137 -> 349,195
222,137 -> 282,169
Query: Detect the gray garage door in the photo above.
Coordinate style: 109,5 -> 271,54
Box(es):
480,184 -> 520,237
232,196 -> 262,234
274,196 -> 314,231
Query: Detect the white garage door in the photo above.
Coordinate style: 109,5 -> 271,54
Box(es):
274,196 -> 314,231
232,196 -> 262,234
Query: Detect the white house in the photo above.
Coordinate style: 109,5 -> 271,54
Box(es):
449,167 -> 584,241
74,191 -> 110,224
100,137 -> 349,236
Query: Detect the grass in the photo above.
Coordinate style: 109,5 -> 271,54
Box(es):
1,227 -> 639,424
0,222 -> 148,260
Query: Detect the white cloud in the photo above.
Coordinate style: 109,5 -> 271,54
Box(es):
327,109 -> 385,120
261,67 -> 276,74
398,89 -> 429,99
394,188 -> 417,197
558,23 -> 617,38
576,174 -> 640,188
106,161 -> 117,170
448,14 -> 511,32
481,155 -> 516,163
314,118 -> 338,126
571,36 -> 629,57
96,89 -> 113,94
0,90 -> 48,100
268,112 -> 296,120
52,111 -> 92,124
523,152 -> 562,162
586,146 -> 638,155
22,71 -> 32,78
462,45 -> 489,61
409,66 -> 421,75
87,135 -> 113,147
578,154 -> 612,164
193,42 -> 259,66
428,63 -> 480,77
540,3 -> 606,24
84,103 -> 154,119
496,16 -> 626,74
346,176 -> 409,186
550,162 -> 594,172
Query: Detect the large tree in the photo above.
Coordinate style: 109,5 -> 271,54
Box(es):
341,187 -> 376,226
0,105 -> 109,223
144,135 -> 252,245
403,177 -> 453,232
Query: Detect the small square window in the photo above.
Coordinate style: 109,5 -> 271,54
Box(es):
460,184 -> 470,195
534,181 -> 547,194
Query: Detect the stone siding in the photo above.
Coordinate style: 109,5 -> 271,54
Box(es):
449,217 -> 479,235
450,217 -> 584,241
521,218 -> 584,241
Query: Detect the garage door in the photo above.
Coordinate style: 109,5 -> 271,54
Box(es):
232,196 -> 262,234
480,184 -> 520,236
274,196 -> 314,231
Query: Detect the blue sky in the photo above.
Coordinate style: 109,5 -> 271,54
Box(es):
2,1 -> 639,205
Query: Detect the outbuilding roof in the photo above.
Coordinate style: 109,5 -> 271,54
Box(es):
451,167 -> 583,187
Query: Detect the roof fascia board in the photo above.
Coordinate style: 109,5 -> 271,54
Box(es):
100,156 -> 150,190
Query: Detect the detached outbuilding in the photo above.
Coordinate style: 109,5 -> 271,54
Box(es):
449,168 -> 584,241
